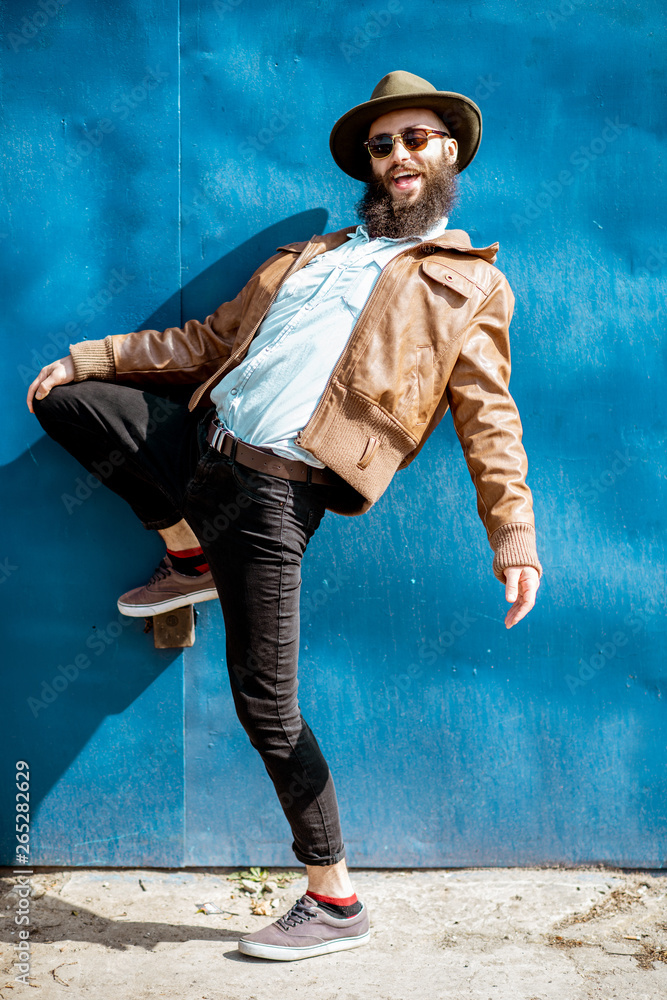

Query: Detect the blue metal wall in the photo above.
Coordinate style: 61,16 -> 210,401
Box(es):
3,0 -> 665,867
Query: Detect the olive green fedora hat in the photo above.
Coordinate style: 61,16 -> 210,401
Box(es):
329,70 -> 482,182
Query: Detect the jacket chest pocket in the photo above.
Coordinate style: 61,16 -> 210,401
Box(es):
420,259 -> 475,305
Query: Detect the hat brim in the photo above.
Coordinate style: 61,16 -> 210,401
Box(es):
329,91 -> 482,182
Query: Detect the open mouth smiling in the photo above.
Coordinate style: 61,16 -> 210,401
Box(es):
388,169 -> 423,191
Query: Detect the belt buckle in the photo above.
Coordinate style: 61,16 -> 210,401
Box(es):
210,419 -> 229,453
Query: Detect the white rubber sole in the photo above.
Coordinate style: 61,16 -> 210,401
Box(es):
237,929 -> 371,961
117,587 -> 219,617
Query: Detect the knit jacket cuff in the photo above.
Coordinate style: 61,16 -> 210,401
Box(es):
69,337 -> 116,382
490,522 -> 542,583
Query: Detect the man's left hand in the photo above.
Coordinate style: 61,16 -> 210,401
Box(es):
503,566 -> 540,629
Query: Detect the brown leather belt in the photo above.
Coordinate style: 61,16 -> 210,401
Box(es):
206,420 -> 336,485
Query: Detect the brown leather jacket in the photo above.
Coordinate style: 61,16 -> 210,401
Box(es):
70,226 -> 542,581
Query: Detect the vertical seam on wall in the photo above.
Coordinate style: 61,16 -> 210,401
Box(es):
178,0 -> 183,326
178,0 -> 185,871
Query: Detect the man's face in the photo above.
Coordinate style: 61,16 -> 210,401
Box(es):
368,107 -> 458,205
357,106 -> 460,239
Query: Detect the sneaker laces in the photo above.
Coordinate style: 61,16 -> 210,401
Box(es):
276,896 -> 318,931
147,557 -> 172,587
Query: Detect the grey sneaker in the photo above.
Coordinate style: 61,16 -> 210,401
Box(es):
237,894 -> 370,961
117,555 -> 218,617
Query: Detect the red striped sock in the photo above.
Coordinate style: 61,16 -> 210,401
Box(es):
307,890 -> 362,918
307,891 -> 358,906
167,546 -> 209,576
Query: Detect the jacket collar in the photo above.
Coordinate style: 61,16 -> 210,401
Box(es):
418,228 -> 499,263
278,226 -> 498,264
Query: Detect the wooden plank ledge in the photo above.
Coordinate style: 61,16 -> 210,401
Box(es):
152,606 -> 196,648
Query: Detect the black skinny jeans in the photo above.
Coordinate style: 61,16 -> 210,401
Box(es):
34,380 -> 347,866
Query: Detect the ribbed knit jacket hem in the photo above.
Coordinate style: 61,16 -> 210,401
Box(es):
490,522 -> 542,583
69,337 -> 116,382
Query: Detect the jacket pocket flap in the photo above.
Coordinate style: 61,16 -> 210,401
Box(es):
421,260 -> 473,298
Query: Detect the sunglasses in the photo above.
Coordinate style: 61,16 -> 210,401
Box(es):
363,127 -> 451,160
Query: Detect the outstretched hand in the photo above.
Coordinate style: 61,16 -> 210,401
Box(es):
503,566 -> 540,629
27,355 -> 75,413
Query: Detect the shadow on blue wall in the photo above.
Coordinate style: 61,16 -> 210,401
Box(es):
3,210 -> 327,865
143,210 -> 329,333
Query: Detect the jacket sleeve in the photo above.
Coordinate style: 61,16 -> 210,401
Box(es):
69,282 -> 249,386
445,274 -> 542,583
67,243 -> 296,385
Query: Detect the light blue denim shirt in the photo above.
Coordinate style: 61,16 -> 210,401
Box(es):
210,216 -> 448,467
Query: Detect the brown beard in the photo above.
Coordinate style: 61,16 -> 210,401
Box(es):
357,154 -> 459,239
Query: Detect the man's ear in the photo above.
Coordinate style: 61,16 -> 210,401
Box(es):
446,138 -> 459,164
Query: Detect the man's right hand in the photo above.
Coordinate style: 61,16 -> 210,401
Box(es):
27,356 -> 76,413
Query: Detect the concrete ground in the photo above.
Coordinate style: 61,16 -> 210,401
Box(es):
1,866 -> 666,999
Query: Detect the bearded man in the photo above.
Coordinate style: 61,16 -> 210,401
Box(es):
27,71 -> 542,961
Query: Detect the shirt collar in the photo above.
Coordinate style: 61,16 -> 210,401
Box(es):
350,216 -> 449,244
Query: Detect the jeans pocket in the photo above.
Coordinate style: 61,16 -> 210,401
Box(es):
186,448 -> 218,493
186,447 -> 220,494
231,462 -> 290,508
